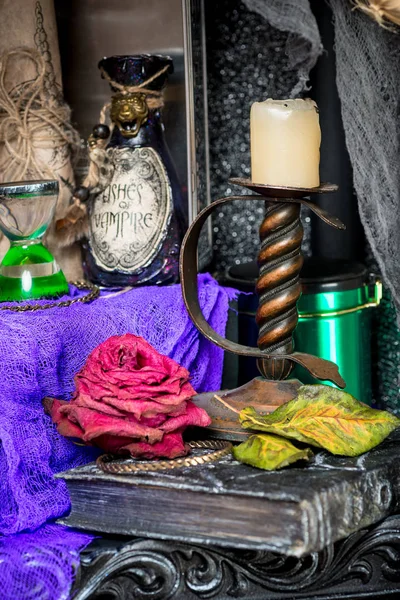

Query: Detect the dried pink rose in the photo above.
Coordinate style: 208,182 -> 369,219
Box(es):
44,334 -> 211,459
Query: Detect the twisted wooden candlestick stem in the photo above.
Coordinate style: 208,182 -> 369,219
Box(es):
256,201 -> 304,380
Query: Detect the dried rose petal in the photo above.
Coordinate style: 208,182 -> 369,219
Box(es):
64,405 -> 163,444
122,432 -> 189,459
73,391 -> 188,420
92,434 -> 135,454
75,376 -> 195,409
160,400 -> 212,432
43,398 -> 85,438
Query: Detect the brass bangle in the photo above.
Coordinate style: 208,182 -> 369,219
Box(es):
0,280 -> 100,312
96,440 -> 232,474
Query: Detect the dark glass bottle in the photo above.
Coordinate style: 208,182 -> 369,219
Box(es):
82,55 -> 186,286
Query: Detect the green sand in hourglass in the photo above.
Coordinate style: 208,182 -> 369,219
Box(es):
0,180 -> 69,302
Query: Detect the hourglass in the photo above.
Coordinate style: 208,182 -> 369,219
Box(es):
0,180 -> 69,301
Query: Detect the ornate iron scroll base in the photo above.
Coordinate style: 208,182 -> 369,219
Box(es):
72,515 -> 400,600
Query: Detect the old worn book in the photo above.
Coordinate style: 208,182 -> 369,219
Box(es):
57,431 -> 400,557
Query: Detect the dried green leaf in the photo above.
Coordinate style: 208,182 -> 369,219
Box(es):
233,433 -> 313,470
239,385 -> 400,457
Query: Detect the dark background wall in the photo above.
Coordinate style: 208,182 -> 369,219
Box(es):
308,0 -> 365,263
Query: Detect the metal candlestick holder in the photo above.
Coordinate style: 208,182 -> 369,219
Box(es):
180,178 -> 347,440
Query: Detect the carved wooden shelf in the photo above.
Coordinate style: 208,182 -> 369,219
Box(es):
71,516 -> 400,600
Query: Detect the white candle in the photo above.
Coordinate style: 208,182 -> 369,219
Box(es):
250,98 -> 321,188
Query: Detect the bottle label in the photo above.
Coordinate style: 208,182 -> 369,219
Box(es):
89,147 -> 172,273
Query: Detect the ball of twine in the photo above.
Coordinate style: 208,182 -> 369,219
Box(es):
0,46 -> 81,182
352,0 -> 400,28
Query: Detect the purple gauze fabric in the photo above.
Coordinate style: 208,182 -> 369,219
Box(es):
0,274 -> 238,599
0,525 -> 94,600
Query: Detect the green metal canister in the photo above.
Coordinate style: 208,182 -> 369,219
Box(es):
293,259 -> 381,405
